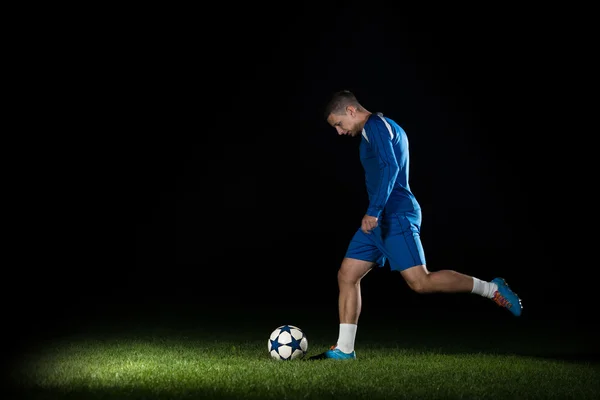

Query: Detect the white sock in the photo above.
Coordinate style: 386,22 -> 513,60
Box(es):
336,323 -> 357,353
471,277 -> 498,299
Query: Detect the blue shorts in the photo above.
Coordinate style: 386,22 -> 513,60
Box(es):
344,209 -> 426,271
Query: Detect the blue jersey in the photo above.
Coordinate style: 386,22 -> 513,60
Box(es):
360,113 -> 420,219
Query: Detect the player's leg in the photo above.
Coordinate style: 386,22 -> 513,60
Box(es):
322,257 -> 375,360
400,265 -> 522,316
336,257 -> 376,341
311,230 -> 382,360
338,257 -> 375,325
383,210 -> 522,316
400,264 -> 474,293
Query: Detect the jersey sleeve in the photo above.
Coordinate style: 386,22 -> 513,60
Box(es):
365,118 -> 399,218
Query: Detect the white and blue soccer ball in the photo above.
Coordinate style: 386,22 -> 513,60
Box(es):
268,325 -> 308,360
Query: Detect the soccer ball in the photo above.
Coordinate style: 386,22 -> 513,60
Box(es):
268,325 -> 308,360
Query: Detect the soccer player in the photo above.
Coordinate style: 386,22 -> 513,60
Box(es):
316,90 -> 523,360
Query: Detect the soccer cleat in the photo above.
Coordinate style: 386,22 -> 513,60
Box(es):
324,345 -> 356,360
491,277 -> 523,317
307,345 -> 357,360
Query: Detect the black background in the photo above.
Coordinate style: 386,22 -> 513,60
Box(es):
11,2 -> 596,348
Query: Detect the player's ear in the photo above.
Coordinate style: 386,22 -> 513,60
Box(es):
346,105 -> 357,116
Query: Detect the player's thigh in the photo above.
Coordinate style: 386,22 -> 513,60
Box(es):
381,210 -> 426,272
339,257 -> 377,282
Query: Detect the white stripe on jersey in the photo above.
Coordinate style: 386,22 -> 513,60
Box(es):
362,113 -> 394,143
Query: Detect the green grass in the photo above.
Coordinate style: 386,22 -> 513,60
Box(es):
8,318 -> 600,400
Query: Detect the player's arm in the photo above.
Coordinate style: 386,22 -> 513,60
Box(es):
365,120 -> 399,219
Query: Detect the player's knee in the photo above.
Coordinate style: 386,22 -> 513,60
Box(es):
337,268 -> 359,286
401,265 -> 431,294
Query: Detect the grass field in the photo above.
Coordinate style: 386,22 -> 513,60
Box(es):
7,303 -> 599,400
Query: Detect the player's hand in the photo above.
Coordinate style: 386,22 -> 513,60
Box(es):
361,215 -> 378,234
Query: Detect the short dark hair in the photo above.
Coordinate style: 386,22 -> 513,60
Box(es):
324,90 -> 362,120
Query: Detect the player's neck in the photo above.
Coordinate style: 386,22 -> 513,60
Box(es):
357,111 -> 372,132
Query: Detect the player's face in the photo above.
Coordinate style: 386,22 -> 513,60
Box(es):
327,107 -> 361,137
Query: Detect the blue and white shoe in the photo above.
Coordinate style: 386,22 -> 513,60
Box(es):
491,277 -> 523,317
324,346 -> 356,360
